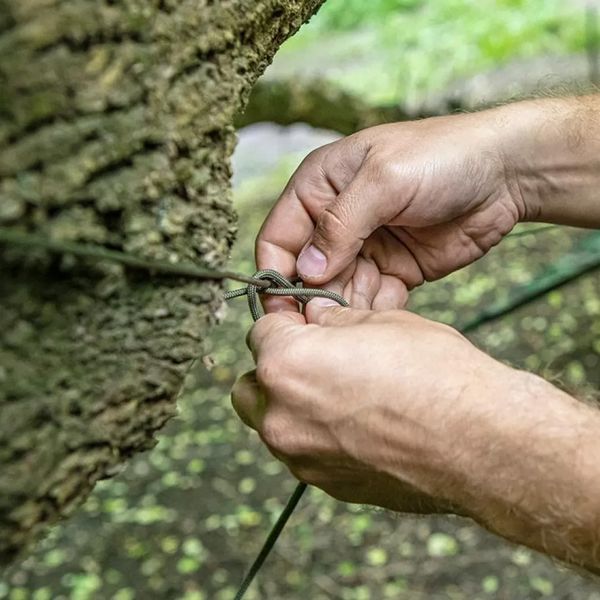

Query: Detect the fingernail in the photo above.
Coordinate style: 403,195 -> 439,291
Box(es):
310,296 -> 338,308
297,245 -> 327,278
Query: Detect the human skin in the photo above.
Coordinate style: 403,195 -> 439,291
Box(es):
255,95 -> 600,312
233,305 -> 600,572
232,95 -> 600,571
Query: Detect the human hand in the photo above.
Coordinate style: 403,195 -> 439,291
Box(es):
232,302 -> 600,570
231,301 -> 512,515
256,110 -> 528,312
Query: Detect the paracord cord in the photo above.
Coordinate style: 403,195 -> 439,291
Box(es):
224,268 -> 348,321
0,227 -> 271,289
225,269 -> 348,600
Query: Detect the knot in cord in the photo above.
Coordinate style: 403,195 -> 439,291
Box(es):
224,269 -> 348,600
224,268 -> 348,322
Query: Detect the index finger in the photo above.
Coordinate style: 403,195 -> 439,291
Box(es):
255,151 -> 338,313
255,186 -> 312,313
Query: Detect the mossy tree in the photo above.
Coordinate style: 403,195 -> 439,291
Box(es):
0,0 -> 324,564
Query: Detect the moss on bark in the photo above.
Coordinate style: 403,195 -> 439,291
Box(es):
0,0 -> 324,565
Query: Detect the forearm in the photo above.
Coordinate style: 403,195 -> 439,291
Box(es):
447,369 -> 600,572
494,94 -> 600,228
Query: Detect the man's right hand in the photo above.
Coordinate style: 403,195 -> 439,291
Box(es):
256,96 -> 600,312
256,110 -> 527,311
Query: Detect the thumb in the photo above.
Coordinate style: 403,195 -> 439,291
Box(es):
296,170 -> 383,284
305,298 -> 371,327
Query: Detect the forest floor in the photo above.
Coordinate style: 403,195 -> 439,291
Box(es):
1,122 -> 599,600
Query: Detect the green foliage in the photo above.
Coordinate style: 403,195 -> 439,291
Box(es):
365,547 -> 388,566
529,576 -> 554,596
426,533 -> 459,558
277,0 -> 587,103
481,575 -> 499,594
313,0 -> 422,30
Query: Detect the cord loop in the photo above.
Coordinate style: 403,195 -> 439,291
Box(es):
225,268 -> 348,321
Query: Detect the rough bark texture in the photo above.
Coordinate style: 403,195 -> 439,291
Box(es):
0,0 -> 324,565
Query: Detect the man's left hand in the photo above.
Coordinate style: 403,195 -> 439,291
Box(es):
231,301 -> 512,516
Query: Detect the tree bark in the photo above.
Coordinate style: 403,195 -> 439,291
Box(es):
0,0 -> 324,565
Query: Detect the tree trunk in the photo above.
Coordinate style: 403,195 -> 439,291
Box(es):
0,0 -> 324,565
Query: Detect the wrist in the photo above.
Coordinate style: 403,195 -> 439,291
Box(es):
451,368 -> 600,568
380,351 -> 516,515
492,95 -> 600,227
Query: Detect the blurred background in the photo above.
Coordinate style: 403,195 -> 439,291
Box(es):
2,0 -> 600,598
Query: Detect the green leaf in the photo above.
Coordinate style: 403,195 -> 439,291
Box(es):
176,557 -> 200,575
426,533 -> 459,557
366,547 -> 388,566
482,575 -> 499,594
529,576 -> 554,596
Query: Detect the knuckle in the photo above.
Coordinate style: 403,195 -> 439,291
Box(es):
260,414 -> 307,459
249,312 -> 273,341
378,157 -> 400,180
260,414 -> 286,452
364,154 -> 397,184
255,345 -> 296,391
315,205 -> 352,243
249,313 -> 283,354
255,356 -> 278,389
245,328 -> 254,352
298,144 -> 330,172
305,145 -> 325,163
230,378 -> 243,407
437,321 -> 466,341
